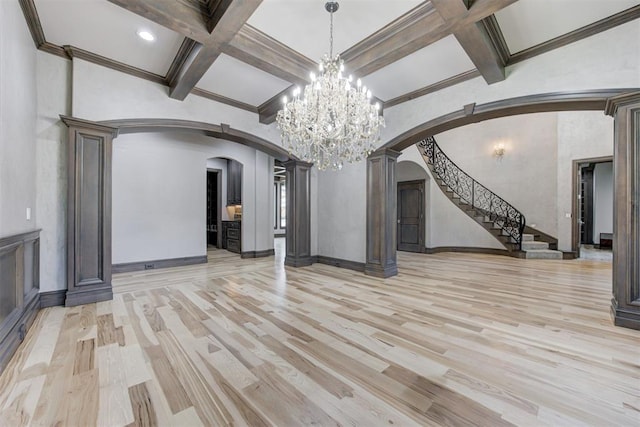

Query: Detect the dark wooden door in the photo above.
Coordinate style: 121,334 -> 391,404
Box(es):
207,171 -> 219,247
580,164 -> 595,244
397,180 -> 425,252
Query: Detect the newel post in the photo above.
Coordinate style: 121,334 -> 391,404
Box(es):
605,93 -> 640,330
365,148 -> 401,278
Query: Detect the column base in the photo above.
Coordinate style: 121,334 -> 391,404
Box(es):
364,263 -> 398,278
285,256 -> 314,268
66,285 -> 113,307
611,299 -> 640,330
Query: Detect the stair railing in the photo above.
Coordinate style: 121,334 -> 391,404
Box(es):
418,136 -> 526,249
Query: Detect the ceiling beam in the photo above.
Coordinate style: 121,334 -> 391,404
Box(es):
431,0 -> 510,84
257,86 -> 292,124
166,38 -> 200,87
168,0 -> 263,100
341,2 -> 447,77
258,0 -> 516,123
449,0 -> 518,30
107,0 -> 211,43
452,22 -> 505,83
224,25 -> 316,86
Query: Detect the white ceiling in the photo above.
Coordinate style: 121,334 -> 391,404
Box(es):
247,0 -> 424,62
197,54 -> 292,105
362,35 -> 475,101
26,0 -> 639,108
35,0 -> 184,75
495,0 -> 639,53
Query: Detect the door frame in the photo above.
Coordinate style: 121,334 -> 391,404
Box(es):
397,179 -> 425,253
571,156 -> 612,257
207,168 -> 222,248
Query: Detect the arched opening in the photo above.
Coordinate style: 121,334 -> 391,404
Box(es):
61,115 -> 303,306
365,89 -> 634,276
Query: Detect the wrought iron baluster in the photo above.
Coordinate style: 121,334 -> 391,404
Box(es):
417,137 -> 526,250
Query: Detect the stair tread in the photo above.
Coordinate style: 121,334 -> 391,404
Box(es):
525,249 -> 563,260
522,241 -> 549,250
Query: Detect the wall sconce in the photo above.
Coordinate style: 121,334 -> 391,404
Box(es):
493,142 -> 506,159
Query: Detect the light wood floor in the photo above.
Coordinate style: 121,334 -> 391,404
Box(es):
1,245 -> 638,426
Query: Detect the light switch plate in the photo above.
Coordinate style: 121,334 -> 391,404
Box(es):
26,207 -> 31,221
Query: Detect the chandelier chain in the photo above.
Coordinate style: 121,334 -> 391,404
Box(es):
329,8 -> 334,58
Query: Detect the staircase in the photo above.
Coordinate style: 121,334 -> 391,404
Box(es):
418,137 -> 563,260
522,234 -> 563,259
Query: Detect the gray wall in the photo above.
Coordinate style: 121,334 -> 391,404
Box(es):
593,162 -> 613,244
36,53 -> 71,292
315,21 -> 639,263
556,111 -> 613,251
317,162 -> 366,263
435,113 -> 558,236
0,1 -> 38,237
112,131 -> 274,264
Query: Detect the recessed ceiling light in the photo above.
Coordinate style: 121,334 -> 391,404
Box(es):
137,30 -> 155,42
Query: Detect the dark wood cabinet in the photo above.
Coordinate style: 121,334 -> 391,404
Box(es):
227,159 -> 242,205
222,221 -> 241,253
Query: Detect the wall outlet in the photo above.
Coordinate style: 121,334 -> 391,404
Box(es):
565,213 -> 572,218
144,264 -> 154,270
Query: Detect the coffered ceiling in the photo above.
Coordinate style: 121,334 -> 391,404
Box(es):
19,0 -> 640,124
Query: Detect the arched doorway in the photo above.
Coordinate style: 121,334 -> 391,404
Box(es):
59,117 -> 302,306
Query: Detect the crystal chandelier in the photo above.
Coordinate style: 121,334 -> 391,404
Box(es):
275,1 -> 385,171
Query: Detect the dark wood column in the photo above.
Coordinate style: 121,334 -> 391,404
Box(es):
284,160 -> 313,267
61,116 -> 118,307
365,148 -> 401,278
605,92 -> 640,330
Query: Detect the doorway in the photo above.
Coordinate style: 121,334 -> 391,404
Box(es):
206,169 -> 222,248
397,180 -> 425,253
572,157 -> 613,259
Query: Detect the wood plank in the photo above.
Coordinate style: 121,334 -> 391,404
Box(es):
72,338 -> 95,375
97,313 -> 125,347
97,344 -> 134,426
64,369 -> 99,427
245,363 -> 340,426
145,345 -> 193,414
128,382 -> 158,427
198,353 -> 270,427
